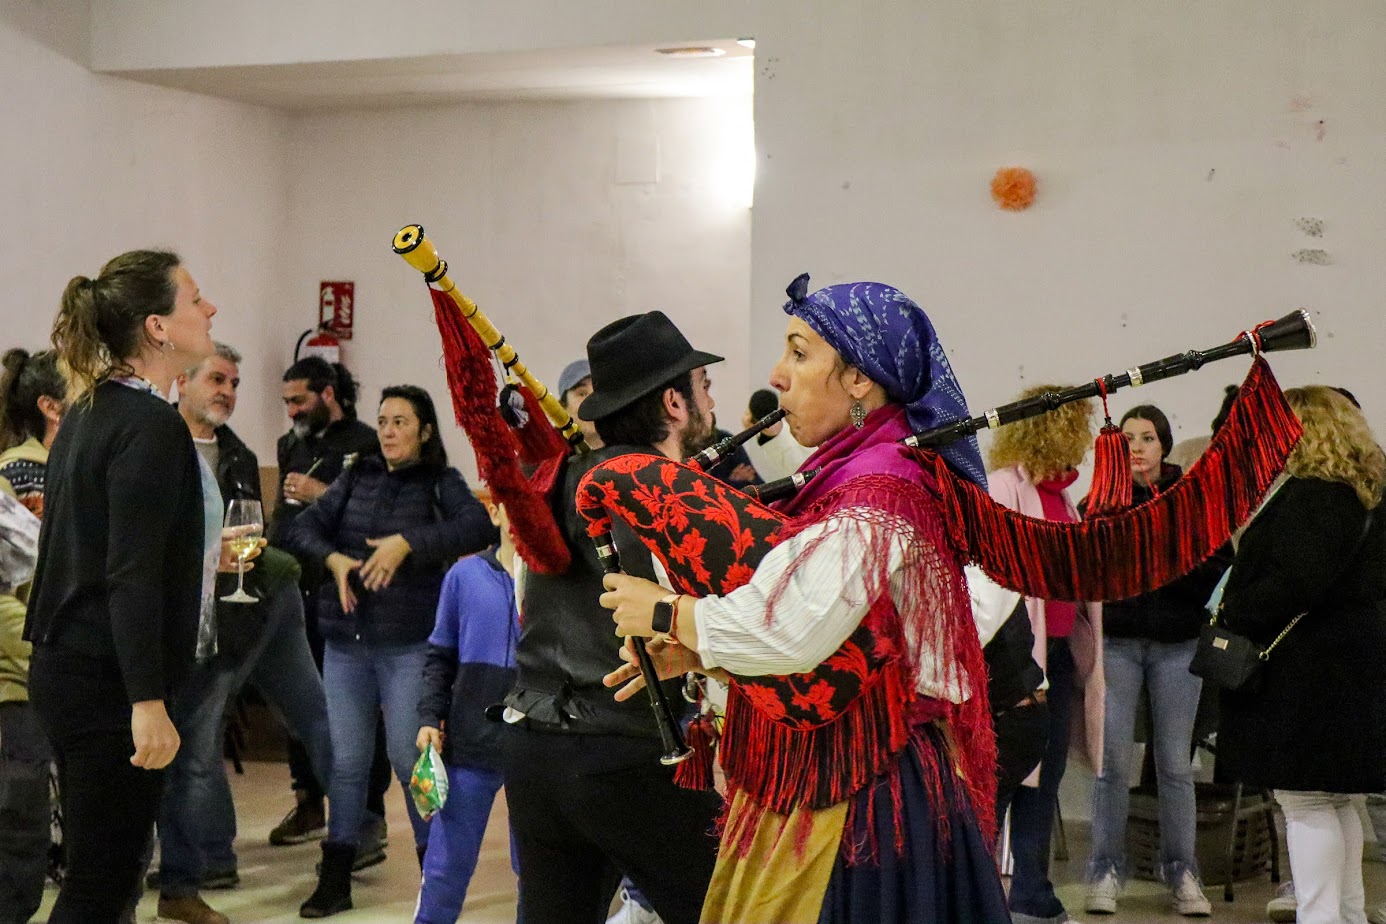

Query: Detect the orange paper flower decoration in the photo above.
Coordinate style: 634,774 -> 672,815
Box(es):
991,167 -> 1037,211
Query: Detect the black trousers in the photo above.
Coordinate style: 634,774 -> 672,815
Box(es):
992,698 -> 1050,827
503,727 -> 722,924
286,587 -> 389,815
29,646 -> 162,924
0,701 -> 51,924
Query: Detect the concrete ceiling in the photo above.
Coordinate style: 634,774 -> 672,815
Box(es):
111,40 -> 754,110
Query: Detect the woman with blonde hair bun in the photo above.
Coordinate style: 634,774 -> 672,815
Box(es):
986,385 -> 1105,924
1216,385 -> 1386,924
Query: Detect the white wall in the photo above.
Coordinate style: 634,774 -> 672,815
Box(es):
750,0 -> 1386,463
0,3 -> 292,462
276,96 -> 753,479
90,0 -> 752,70
86,0 -> 1386,455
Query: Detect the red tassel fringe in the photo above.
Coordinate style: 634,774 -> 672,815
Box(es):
1086,423 -> 1133,516
720,660 -> 913,858
428,287 -> 571,574
930,356 -> 1301,602
673,709 -> 720,791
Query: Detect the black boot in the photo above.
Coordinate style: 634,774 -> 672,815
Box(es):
300,841 -> 354,918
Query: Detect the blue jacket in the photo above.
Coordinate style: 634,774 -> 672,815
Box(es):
419,549 -> 518,769
289,453 -> 497,646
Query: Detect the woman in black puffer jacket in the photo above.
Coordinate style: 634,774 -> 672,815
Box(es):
291,385 -> 496,917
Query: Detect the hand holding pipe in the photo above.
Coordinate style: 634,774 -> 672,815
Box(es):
592,530 -> 693,766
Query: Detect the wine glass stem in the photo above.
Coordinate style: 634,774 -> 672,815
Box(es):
237,558 -> 246,595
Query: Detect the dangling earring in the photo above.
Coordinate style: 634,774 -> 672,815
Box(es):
850,401 -> 867,429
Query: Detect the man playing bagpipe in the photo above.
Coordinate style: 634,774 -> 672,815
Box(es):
500,311 -> 725,924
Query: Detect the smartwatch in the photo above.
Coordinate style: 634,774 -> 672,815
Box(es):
651,594 -> 679,635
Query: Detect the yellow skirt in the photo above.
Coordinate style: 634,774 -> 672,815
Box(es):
699,791 -> 848,924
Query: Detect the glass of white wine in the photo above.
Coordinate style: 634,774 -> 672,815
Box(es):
221,499 -> 264,604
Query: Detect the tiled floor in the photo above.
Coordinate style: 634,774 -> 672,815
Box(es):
34,760 -> 1386,923
37,760 -> 519,924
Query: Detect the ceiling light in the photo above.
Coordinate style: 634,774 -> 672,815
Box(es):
736,38 -> 756,49
655,46 -> 726,58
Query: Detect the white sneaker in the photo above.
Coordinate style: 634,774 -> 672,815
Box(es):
1085,868 -> 1119,915
606,887 -> 664,924
1170,870 -> 1212,917
1266,880 -> 1296,923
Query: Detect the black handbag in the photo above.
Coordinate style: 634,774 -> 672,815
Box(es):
1191,508 -> 1374,691
1190,612 -> 1301,691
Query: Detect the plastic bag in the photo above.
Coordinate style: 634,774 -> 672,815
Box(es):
409,743 -> 449,820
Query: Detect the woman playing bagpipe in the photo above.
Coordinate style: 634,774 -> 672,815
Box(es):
599,274 -> 1011,923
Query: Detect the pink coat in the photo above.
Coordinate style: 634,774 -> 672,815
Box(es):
987,465 -> 1105,776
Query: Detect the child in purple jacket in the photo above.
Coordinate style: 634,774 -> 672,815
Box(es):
415,502 -> 520,923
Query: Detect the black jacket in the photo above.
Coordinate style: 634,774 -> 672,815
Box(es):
1217,477 -> 1386,793
26,381 -> 203,701
288,454 -> 497,646
985,599 -> 1046,713
270,417 -> 378,547
1095,464 -> 1233,642
213,424 -> 262,503
205,424 -> 306,665
706,429 -> 763,491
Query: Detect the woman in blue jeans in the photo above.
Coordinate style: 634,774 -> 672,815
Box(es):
1083,405 -> 1230,917
291,385 -> 497,918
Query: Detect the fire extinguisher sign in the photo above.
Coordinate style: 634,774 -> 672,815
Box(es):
319,281 -> 355,340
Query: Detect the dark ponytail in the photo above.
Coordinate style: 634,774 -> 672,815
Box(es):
51,249 -> 181,393
333,363 -> 360,420
0,349 -> 67,450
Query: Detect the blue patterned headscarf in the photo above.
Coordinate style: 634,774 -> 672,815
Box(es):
782,273 -> 987,489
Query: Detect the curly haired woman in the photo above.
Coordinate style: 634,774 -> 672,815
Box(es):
986,385 -> 1104,924
1217,386 -> 1386,924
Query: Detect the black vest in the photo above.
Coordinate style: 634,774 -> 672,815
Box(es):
505,445 -> 687,741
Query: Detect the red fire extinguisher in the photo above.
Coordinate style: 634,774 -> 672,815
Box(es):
295,327 -> 341,365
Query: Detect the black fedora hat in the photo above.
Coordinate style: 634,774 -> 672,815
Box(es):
578,311 -> 723,421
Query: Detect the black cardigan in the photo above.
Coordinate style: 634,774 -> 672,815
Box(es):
25,380 -> 204,702
1091,464 -> 1234,642
1217,477 -> 1386,793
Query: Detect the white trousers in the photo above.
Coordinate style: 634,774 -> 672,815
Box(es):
1275,790 -> 1367,924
